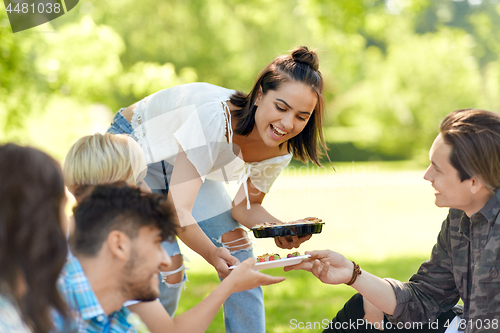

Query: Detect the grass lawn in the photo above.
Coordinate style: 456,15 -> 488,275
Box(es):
177,256 -> 428,332
175,163 -> 450,332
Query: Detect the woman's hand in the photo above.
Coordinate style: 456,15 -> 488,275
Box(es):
209,247 -> 240,279
284,250 -> 353,285
224,258 -> 285,292
274,234 -> 312,249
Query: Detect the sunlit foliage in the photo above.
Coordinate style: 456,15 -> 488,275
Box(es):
1,0 -> 499,161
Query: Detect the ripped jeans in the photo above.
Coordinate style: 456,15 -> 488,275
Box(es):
107,110 -> 265,332
148,161 -> 265,333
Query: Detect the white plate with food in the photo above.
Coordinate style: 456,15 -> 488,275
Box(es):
229,254 -> 311,271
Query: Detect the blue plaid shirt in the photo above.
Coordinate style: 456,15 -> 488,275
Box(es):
52,256 -> 137,333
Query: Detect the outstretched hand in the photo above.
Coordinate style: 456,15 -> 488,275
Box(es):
274,234 -> 312,249
211,247 -> 240,279
226,258 -> 285,293
284,250 -> 353,285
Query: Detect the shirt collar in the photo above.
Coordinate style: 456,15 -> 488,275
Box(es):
62,256 -> 107,321
458,210 -> 470,239
474,188 -> 500,226
459,188 -> 500,237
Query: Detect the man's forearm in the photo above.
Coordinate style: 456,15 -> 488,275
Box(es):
350,269 -> 397,315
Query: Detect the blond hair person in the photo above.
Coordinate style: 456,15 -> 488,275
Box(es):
63,133 -> 284,333
64,133 -> 186,293
64,133 -> 150,201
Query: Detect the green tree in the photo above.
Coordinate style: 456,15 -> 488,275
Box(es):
334,26 -> 484,161
2,0 -> 500,161
0,8 -> 50,141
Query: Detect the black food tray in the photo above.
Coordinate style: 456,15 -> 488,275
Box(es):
252,223 -> 324,238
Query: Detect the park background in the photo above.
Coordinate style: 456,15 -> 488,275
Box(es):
1,0 -> 500,331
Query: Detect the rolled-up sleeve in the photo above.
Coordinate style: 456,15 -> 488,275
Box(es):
385,214 -> 461,324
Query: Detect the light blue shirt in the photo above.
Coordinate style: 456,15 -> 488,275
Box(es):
52,256 -> 136,333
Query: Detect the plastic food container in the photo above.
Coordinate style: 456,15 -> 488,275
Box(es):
251,222 -> 325,238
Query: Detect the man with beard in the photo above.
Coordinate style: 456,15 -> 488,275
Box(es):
53,184 -> 284,332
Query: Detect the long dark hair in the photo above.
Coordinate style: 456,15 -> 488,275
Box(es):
230,46 -> 327,166
0,144 -> 68,333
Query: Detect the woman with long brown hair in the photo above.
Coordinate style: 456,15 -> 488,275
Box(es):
0,144 -> 69,333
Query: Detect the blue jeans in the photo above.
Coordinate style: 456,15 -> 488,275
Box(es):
107,110 -> 187,316
108,110 -> 265,332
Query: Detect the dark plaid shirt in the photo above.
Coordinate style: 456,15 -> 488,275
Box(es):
386,189 -> 500,332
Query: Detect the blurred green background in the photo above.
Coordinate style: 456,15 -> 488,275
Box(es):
1,0 -> 498,331
2,0 -> 500,162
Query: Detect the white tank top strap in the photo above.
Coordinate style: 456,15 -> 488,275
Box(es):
222,101 -> 233,144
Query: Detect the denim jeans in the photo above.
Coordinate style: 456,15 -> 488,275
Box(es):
107,110 -> 265,332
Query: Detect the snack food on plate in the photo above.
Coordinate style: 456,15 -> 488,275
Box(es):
253,217 -> 322,228
257,253 -> 281,262
251,217 -> 324,238
228,252 -> 310,270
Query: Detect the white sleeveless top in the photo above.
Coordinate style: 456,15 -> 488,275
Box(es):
130,82 -> 292,208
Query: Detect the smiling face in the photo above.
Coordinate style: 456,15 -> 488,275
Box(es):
121,226 -> 170,301
423,134 -> 478,214
253,81 -> 317,148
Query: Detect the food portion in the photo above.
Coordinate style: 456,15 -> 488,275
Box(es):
257,253 -> 281,262
256,252 -> 302,262
229,252 -> 310,270
251,217 -> 325,238
287,251 -> 301,258
253,217 -> 322,229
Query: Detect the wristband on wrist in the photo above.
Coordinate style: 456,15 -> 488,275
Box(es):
346,261 -> 362,286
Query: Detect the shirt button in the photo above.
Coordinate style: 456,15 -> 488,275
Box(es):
490,269 -> 499,279
96,315 -> 105,322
